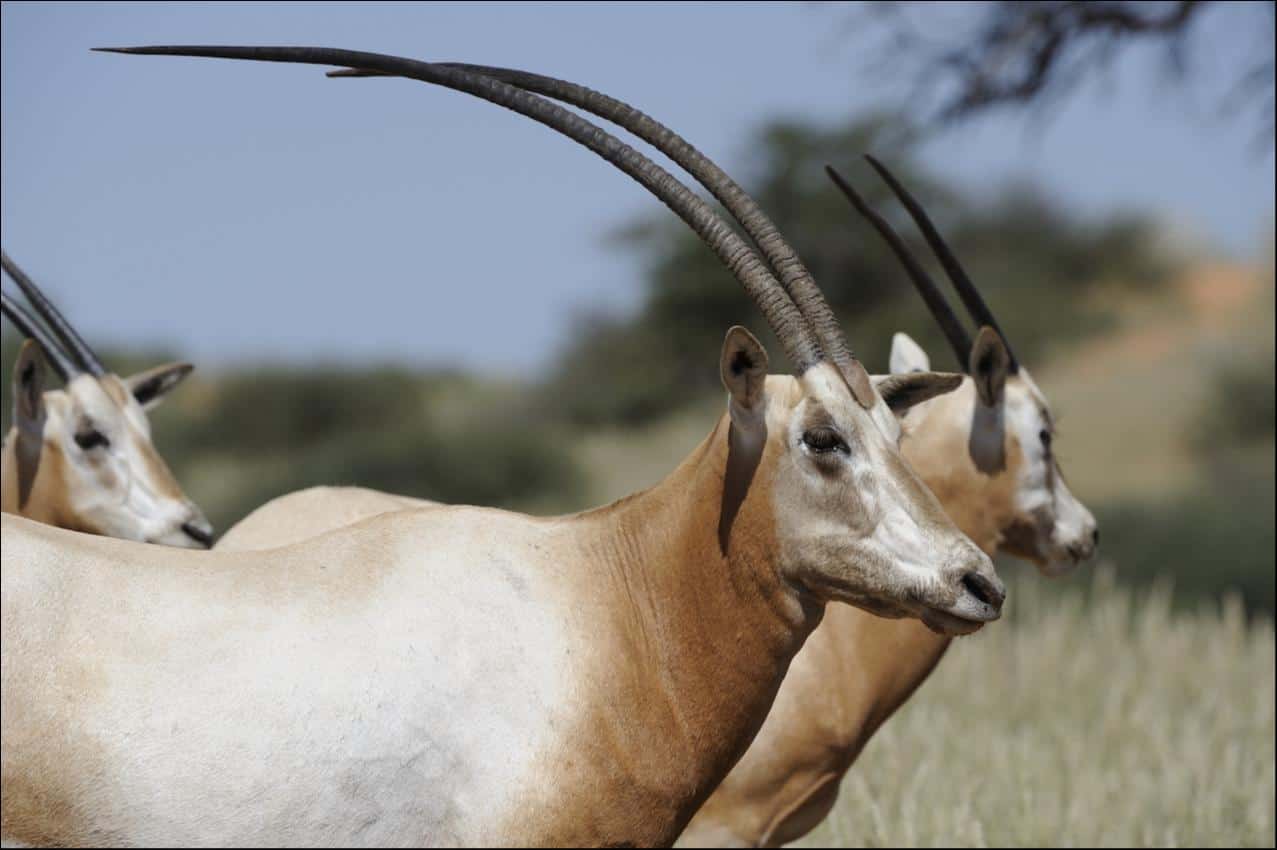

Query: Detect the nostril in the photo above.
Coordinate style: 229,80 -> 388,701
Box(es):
1092,528 -> 1100,548
182,522 -> 214,548
962,572 -> 1005,609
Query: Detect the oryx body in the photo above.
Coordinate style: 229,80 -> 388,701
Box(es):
2,49 -> 1002,848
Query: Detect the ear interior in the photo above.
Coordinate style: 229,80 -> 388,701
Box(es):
125,362 -> 194,411
12,340 -> 48,507
720,326 -> 769,413
13,340 -> 47,424
889,332 -> 931,374
873,371 -> 963,416
968,326 -> 1010,408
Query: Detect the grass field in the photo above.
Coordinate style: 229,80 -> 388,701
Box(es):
791,570 -> 1276,848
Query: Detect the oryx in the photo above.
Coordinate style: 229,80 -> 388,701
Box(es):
679,158 -> 1099,848
0,251 -> 212,547
3,48 -> 1003,847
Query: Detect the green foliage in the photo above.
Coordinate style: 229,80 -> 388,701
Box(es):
546,114 -> 1174,425
1092,450 -> 1275,616
1192,352 -> 1277,449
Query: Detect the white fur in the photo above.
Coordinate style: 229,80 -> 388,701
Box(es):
889,332 -> 931,374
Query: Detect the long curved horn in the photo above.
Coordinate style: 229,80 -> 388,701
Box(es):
331,63 -> 875,406
825,165 -> 972,371
1,251 -> 108,376
1,292 -> 78,381
95,47 -> 824,373
864,155 -> 1019,373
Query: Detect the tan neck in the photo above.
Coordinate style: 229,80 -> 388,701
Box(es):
534,413 -> 821,845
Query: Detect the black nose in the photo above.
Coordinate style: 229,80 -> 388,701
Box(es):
1092,528 -> 1100,548
182,522 -> 214,548
962,571 -> 1006,609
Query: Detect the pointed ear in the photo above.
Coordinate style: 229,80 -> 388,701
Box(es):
889,332 -> 931,374
968,326 -> 1009,408
720,326 -> 769,414
124,362 -> 194,411
873,371 -> 963,416
13,340 -> 47,425
12,341 -> 48,508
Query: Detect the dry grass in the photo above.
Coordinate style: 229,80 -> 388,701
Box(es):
792,570 -> 1276,848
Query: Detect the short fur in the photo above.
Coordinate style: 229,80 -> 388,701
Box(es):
3,344 -> 1000,847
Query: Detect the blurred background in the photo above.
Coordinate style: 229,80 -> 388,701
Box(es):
2,3 -> 1273,845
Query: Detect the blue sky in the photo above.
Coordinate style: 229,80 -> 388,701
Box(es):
2,2 -> 1272,374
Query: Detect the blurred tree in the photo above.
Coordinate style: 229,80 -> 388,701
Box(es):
854,1 -> 1275,141
543,113 -> 1172,426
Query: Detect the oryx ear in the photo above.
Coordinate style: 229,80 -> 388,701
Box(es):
968,326 -> 1009,408
720,326 -> 769,414
13,340 -> 46,425
889,332 -> 931,374
124,362 -> 194,411
873,371 -> 963,416
12,341 -> 48,508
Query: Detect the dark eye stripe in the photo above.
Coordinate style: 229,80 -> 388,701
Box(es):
74,430 -> 110,451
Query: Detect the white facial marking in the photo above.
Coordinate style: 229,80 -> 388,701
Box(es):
1006,369 -> 1097,574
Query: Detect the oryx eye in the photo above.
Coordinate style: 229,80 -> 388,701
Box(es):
1039,429 -> 1052,450
74,429 -> 110,451
802,427 -> 848,455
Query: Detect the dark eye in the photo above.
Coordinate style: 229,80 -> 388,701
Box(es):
1039,429 -> 1053,450
802,427 -> 848,455
74,429 -> 110,451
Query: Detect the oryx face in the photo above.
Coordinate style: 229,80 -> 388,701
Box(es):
829,158 -> 1099,579
890,334 -> 1097,576
6,345 -> 212,549
999,368 -> 1097,575
720,330 -> 1004,637
2,252 -> 212,548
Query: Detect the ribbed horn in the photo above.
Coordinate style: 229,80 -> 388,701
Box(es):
330,63 -> 876,406
825,165 -> 972,371
864,155 -> 1019,373
1,292 -> 78,381
95,46 -> 823,372
1,251 -> 107,376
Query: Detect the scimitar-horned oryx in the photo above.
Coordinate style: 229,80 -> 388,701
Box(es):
0,251 -> 212,547
3,47 -> 1002,848
211,58 -> 1001,555
680,158 -> 1099,848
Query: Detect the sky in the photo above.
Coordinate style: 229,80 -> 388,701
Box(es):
2,1 -> 1273,375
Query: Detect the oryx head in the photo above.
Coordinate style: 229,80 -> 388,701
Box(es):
1,252 -> 213,548
828,159 -> 1098,576
97,45 -> 1004,633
